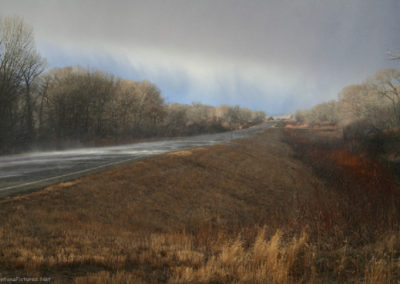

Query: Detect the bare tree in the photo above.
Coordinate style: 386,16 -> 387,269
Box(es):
21,50 -> 46,143
35,73 -> 52,141
135,80 -> 165,133
368,69 -> 400,126
338,84 -> 371,123
0,16 -> 45,151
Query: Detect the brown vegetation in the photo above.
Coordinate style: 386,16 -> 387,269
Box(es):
0,126 -> 399,283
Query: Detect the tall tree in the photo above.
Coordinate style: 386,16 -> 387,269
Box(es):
21,49 -> 46,144
0,16 -> 45,151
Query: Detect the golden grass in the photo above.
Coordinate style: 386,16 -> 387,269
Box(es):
170,228 -> 313,284
0,127 -> 398,282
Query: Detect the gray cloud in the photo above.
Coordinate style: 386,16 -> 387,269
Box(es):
1,0 -> 399,113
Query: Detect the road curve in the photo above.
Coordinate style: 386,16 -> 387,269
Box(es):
0,122 -> 276,198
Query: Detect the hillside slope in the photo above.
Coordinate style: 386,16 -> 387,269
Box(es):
0,126 -> 398,283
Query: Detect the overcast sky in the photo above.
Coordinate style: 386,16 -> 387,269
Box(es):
1,0 -> 399,114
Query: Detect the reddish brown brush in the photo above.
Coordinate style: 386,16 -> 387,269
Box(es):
285,127 -> 399,243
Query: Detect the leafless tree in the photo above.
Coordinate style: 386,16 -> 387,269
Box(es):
0,16 -> 45,151
367,69 -> 400,126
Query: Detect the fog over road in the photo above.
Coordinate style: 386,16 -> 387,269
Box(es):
0,122 -> 276,198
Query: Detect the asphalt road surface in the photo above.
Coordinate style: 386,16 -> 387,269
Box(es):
0,122 -> 276,198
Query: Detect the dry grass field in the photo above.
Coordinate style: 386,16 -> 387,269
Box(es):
0,126 -> 399,283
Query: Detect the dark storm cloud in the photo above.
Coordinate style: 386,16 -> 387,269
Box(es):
1,0 -> 399,113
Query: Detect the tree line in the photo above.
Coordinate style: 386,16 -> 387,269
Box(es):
295,68 -> 400,135
0,16 -> 266,154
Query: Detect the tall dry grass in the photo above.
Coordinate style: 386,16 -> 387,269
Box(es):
68,227 -> 399,283
0,127 -> 399,282
171,228 -> 313,283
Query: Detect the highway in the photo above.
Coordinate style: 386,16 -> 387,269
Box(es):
0,122 -> 276,198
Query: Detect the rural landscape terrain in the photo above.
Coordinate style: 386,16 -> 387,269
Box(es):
1,1 -> 400,283
0,121 -> 399,283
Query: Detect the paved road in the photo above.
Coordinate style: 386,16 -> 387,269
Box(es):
0,122 -> 276,198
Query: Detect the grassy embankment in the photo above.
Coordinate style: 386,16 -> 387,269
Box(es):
0,125 -> 399,283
